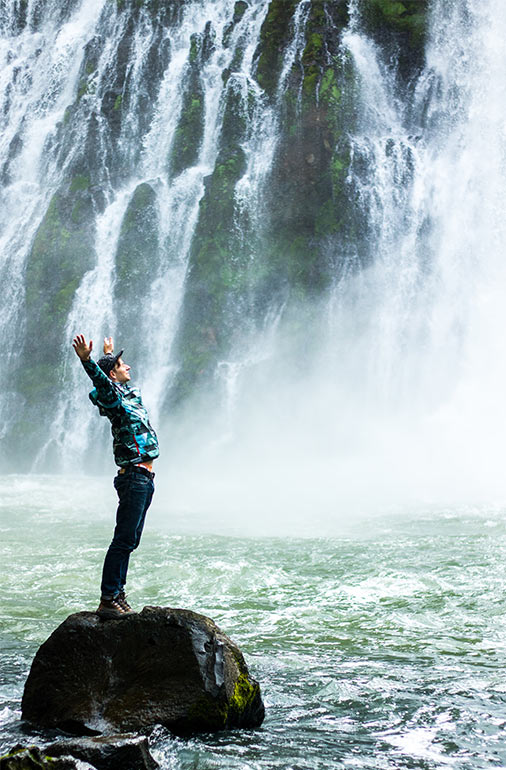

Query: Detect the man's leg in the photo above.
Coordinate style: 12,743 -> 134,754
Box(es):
118,482 -> 154,591
99,472 -> 154,614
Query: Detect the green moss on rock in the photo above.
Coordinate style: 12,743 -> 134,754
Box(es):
368,0 -> 426,42
114,183 -> 159,349
258,1 -> 353,302
172,145 -> 246,400
189,32 -> 200,63
228,673 -> 262,724
360,0 -> 428,74
18,178 -> 95,446
115,182 -> 158,286
182,672 -> 261,732
25,187 -> 94,345
255,0 -> 298,97
77,78 -> 89,100
0,745 -> 68,768
69,174 -> 90,193
169,72 -> 256,403
168,34 -> 206,176
169,94 -> 204,175
233,1 -> 248,23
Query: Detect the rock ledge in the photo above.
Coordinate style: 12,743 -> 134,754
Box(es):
22,606 -> 265,735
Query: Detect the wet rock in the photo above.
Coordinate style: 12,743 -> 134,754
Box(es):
114,182 -> 160,368
22,607 -> 264,736
0,745 -> 96,769
358,0 -> 428,79
45,734 -> 157,770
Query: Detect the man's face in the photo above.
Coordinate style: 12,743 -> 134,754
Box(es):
110,357 -> 131,384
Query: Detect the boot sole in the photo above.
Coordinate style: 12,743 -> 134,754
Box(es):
96,608 -> 130,619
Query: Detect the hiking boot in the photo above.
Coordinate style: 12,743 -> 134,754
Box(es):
116,590 -> 134,613
96,595 -> 129,619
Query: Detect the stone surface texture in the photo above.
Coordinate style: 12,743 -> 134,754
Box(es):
45,735 -> 158,770
0,745 -> 96,770
21,607 -> 265,736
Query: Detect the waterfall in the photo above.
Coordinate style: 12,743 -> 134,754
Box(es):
2,0 -> 506,504
0,0 -> 106,447
39,0 -> 274,469
316,0 -> 506,501
177,0 -> 506,510
0,0 -> 279,469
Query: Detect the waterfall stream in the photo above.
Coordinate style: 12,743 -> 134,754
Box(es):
317,0 -> 506,501
1,0 -> 505,504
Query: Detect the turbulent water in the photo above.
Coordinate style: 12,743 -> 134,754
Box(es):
2,477 -> 506,769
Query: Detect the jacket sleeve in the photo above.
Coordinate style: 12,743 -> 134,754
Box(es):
81,358 -> 121,408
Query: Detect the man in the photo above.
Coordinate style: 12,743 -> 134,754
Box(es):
72,334 -> 159,618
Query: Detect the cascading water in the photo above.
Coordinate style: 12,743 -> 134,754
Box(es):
159,0 -> 506,514
39,0 -> 275,470
314,0 -> 506,502
1,0 -> 505,504
0,0 -> 106,444
0,0 -> 277,469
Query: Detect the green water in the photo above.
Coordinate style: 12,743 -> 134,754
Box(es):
2,476 -> 506,768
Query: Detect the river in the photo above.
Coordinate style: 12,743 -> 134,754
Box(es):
2,476 -> 506,768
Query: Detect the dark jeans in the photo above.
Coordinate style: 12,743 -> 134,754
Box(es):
100,471 -> 154,599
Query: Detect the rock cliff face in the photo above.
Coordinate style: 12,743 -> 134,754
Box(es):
21,607 -> 265,736
168,0 -> 429,404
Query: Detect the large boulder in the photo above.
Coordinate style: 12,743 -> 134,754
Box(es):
21,607 -> 265,736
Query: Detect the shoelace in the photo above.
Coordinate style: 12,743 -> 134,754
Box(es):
116,592 -> 132,612
109,597 -> 127,613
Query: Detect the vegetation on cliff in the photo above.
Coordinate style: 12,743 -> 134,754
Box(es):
359,0 -> 428,76
20,179 -> 95,396
3,0 -> 430,460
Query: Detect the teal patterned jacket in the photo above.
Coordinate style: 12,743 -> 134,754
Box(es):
81,358 -> 159,468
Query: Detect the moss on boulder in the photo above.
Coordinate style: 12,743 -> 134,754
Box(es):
21,606 -> 265,736
0,746 -> 89,769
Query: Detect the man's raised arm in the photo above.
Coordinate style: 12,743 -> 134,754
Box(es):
72,334 -> 116,399
72,334 -> 93,362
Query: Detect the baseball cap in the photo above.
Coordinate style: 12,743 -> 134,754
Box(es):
97,350 -> 124,375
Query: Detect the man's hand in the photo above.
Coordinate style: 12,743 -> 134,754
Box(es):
72,334 -> 93,362
103,336 -> 114,355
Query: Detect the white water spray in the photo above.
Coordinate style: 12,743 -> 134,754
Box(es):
164,0 -> 506,518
